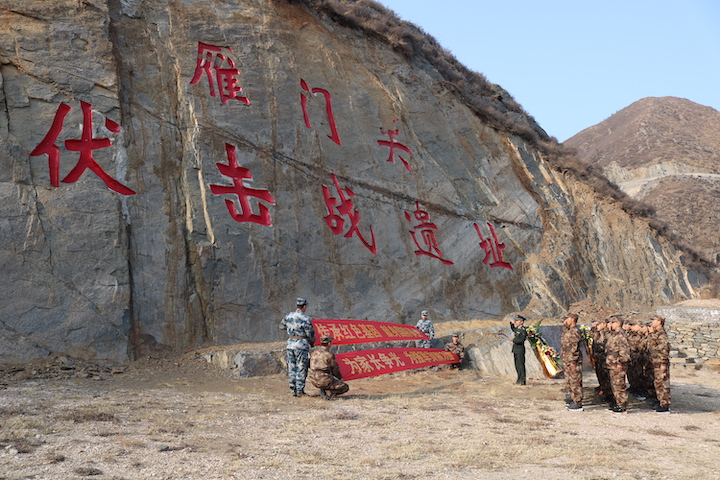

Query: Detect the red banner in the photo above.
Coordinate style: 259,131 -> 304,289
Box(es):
313,319 -> 428,346
336,348 -> 460,381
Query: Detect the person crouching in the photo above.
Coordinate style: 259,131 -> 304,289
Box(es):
309,334 -> 349,400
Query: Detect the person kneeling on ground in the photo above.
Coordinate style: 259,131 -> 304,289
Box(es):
309,334 -> 349,400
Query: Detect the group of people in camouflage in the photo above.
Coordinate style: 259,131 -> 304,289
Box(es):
279,297 -> 349,400
561,311 -> 671,414
279,301 -> 464,400
280,296 -> 671,413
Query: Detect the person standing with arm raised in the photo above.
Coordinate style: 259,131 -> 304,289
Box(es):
510,314 -> 528,385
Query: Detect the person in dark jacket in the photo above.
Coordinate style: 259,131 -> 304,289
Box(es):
510,314 -> 528,385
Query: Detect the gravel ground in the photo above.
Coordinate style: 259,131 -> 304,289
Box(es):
1,353 -> 720,480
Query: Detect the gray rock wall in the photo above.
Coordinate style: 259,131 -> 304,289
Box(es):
657,306 -> 720,368
0,0 -> 700,364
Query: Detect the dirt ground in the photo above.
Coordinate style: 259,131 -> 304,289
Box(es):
1,352 -> 720,480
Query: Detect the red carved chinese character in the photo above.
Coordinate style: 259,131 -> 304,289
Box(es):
322,173 -> 377,254
377,119 -> 413,172
404,201 -> 453,265
30,101 -> 136,195
300,78 -> 341,146
474,222 -> 513,270
190,42 -> 250,105
209,143 -> 275,226
30,102 -> 72,188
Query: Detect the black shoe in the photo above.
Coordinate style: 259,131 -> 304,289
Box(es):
566,402 -> 583,411
611,406 -> 627,414
295,388 -> 306,397
655,405 -> 670,414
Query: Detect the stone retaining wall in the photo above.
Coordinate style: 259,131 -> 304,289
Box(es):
657,306 -> 720,369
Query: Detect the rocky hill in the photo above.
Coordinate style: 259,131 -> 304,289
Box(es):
0,0 -> 702,364
565,97 -> 720,263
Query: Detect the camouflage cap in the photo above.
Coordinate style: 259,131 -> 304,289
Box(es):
452,332 -> 460,337
320,334 -> 333,344
296,297 -> 308,307
421,310 -> 429,316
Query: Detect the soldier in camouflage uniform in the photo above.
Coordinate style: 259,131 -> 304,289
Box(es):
416,310 -> 435,348
279,297 -> 316,397
561,313 -> 583,411
624,320 -> 643,398
631,322 -> 652,400
309,334 -> 349,400
590,320 -> 612,403
605,315 -> 631,413
647,315 -> 671,413
445,333 -> 465,369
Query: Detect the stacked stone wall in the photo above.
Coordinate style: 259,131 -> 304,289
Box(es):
657,307 -> 720,369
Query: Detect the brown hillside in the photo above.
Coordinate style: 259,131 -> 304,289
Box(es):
639,175 -> 720,263
565,97 -> 720,264
565,96 -> 720,172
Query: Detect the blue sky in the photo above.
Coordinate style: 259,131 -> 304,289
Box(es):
377,0 -> 720,142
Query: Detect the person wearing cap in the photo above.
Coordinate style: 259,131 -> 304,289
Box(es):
625,320 -> 646,400
309,334 -> 349,400
647,315 -> 671,413
445,333 -> 465,369
415,310 -> 435,348
605,315 -> 631,413
590,319 -> 612,404
560,313 -> 583,411
279,297 -> 316,397
510,314 -> 528,385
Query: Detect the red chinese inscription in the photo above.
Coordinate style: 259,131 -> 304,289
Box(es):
300,79 -> 342,146
29,101 -> 136,195
322,173 -> 377,254
377,119 -> 413,172
474,222 -> 513,270
404,201 -> 453,265
190,42 -> 250,106
209,143 -> 275,226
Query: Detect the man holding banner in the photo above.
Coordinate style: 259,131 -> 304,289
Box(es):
309,334 -> 349,400
279,297 -> 316,397
416,310 -> 435,348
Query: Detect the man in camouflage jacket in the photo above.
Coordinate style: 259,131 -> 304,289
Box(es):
605,316 -> 631,413
309,334 -> 349,400
647,315 -> 671,413
445,333 -> 465,368
590,320 -> 612,402
279,297 -> 316,397
561,313 -> 583,411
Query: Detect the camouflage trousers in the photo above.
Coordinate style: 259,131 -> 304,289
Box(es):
594,354 -> 611,395
564,363 -> 583,405
607,361 -> 628,407
285,348 -> 310,392
309,371 -> 349,397
652,362 -> 671,408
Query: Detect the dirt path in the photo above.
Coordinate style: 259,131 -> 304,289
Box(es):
1,355 -> 719,480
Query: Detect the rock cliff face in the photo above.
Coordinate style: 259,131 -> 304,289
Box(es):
0,0 -> 701,363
